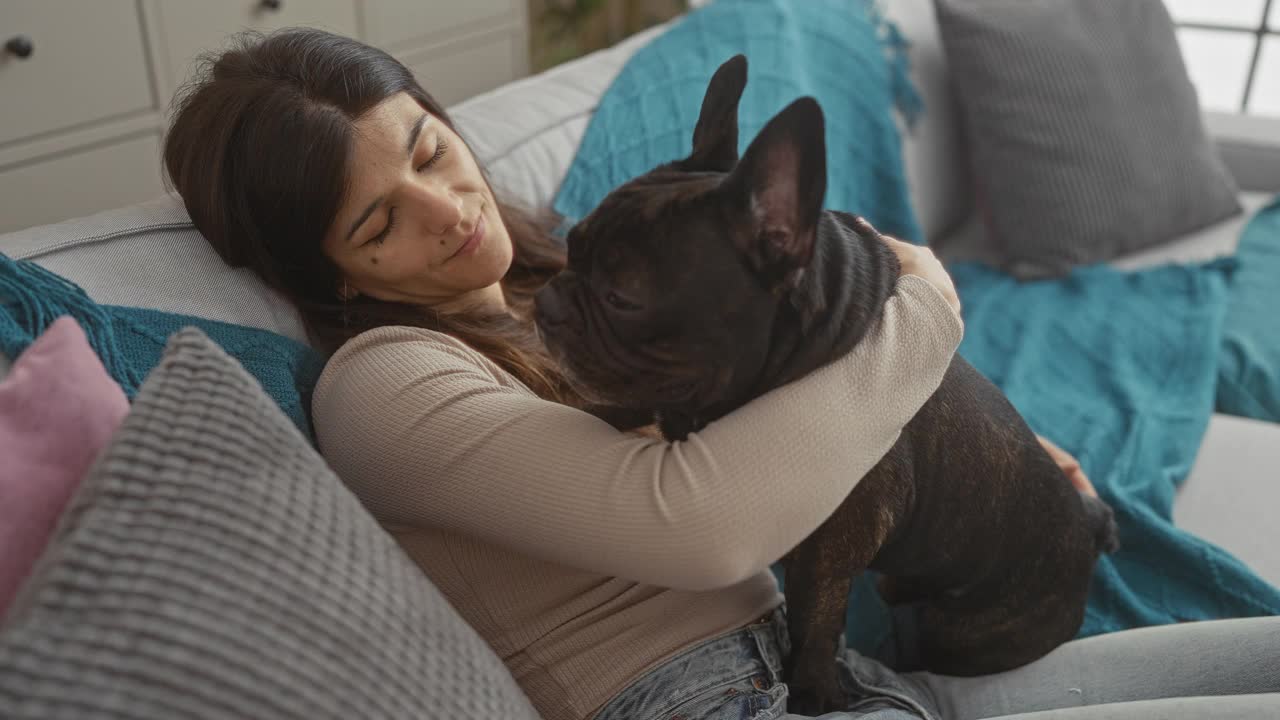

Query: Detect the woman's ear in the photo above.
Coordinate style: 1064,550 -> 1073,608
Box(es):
338,277 -> 359,300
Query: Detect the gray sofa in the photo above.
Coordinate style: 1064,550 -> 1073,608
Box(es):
2,0 -> 1279,717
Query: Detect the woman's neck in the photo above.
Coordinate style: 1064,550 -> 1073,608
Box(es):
437,281 -> 509,316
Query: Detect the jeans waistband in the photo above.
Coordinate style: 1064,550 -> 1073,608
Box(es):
594,607 -> 791,720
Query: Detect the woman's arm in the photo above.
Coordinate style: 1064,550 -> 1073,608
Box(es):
313,275 -> 962,592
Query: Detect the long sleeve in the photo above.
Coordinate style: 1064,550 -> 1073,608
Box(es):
312,274 -> 962,591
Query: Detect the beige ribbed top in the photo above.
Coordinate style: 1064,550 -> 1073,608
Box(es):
311,274 -> 963,720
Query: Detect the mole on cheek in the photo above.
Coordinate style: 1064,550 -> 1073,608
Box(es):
371,256 -> 379,265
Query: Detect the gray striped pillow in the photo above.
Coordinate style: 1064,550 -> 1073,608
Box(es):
0,328 -> 540,720
934,0 -> 1242,279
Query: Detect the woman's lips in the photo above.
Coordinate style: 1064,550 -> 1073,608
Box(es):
447,213 -> 485,262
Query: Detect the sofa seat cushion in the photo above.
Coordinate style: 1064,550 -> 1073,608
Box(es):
1176,413 -> 1280,590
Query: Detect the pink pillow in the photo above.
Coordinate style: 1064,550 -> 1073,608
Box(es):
0,316 -> 128,620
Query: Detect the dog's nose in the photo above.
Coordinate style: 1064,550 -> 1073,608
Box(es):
534,286 -> 568,327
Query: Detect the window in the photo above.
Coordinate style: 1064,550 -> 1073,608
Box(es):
1168,0 -> 1279,116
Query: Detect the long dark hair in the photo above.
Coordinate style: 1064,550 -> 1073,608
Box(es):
163,28 -> 580,404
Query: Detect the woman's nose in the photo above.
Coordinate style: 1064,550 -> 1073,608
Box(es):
414,181 -> 464,234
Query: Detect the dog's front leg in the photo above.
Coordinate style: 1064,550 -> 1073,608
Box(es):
782,522 -> 876,715
782,466 -> 901,715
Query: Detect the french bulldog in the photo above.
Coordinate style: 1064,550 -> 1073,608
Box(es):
534,55 -> 1119,714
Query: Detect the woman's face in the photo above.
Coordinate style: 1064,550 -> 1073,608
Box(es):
324,92 -> 513,310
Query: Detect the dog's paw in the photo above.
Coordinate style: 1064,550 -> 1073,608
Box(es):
1082,494 -> 1121,554
786,681 -> 845,716
784,663 -> 845,716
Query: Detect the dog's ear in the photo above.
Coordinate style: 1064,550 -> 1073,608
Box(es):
680,55 -> 747,173
724,97 -> 827,290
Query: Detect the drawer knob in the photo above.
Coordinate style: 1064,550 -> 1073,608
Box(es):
260,0 -> 283,10
5,35 -> 33,60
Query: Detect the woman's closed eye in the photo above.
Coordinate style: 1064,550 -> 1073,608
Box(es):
364,138 -> 450,247
367,207 -> 398,247
417,137 -> 448,173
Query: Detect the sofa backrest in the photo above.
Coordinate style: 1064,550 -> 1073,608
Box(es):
0,195 -> 309,343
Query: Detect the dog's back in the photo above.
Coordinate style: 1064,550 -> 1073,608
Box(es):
864,355 -> 1119,675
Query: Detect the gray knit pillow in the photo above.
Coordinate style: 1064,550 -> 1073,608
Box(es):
934,0 -> 1242,279
0,328 -> 540,720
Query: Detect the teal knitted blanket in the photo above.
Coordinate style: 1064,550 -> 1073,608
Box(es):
553,0 -> 924,243
1217,194 -> 1280,422
1,254 -> 323,440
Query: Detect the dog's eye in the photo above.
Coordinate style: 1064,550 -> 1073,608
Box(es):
606,291 -> 641,312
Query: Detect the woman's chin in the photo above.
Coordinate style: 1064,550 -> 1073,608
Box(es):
487,243 -> 516,281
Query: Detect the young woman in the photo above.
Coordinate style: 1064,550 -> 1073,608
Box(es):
163,28 -> 1279,720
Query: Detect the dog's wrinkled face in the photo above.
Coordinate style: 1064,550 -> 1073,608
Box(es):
536,169 -> 771,409
534,55 -> 827,412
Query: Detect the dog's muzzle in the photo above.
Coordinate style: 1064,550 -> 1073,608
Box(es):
533,281 -> 579,333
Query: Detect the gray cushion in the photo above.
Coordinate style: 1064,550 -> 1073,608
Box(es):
0,328 -> 540,720
0,195 -> 308,344
934,0 -> 1242,279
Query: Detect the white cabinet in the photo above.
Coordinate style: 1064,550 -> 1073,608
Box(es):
0,1 -> 529,233
147,0 -> 360,108
0,134 -> 164,234
361,0 -> 518,50
0,1 -> 153,146
402,24 -> 528,106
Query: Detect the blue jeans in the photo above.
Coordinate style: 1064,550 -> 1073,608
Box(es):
592,607 -> 1280,720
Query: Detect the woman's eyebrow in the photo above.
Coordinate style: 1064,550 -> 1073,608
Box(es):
345,197 -> 384,245
344,112 -> 431,244
404,112 -> 429,156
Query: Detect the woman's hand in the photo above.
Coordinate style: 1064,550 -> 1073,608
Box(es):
1036,434 -> 1098,497
854,216 -> 961,316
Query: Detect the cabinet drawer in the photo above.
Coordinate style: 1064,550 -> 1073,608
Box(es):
361,0 -> 518,51
151,0 -> 358,96
0,1 -> 152,147
0,133 -> 164,234
404,31 -> 522,107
